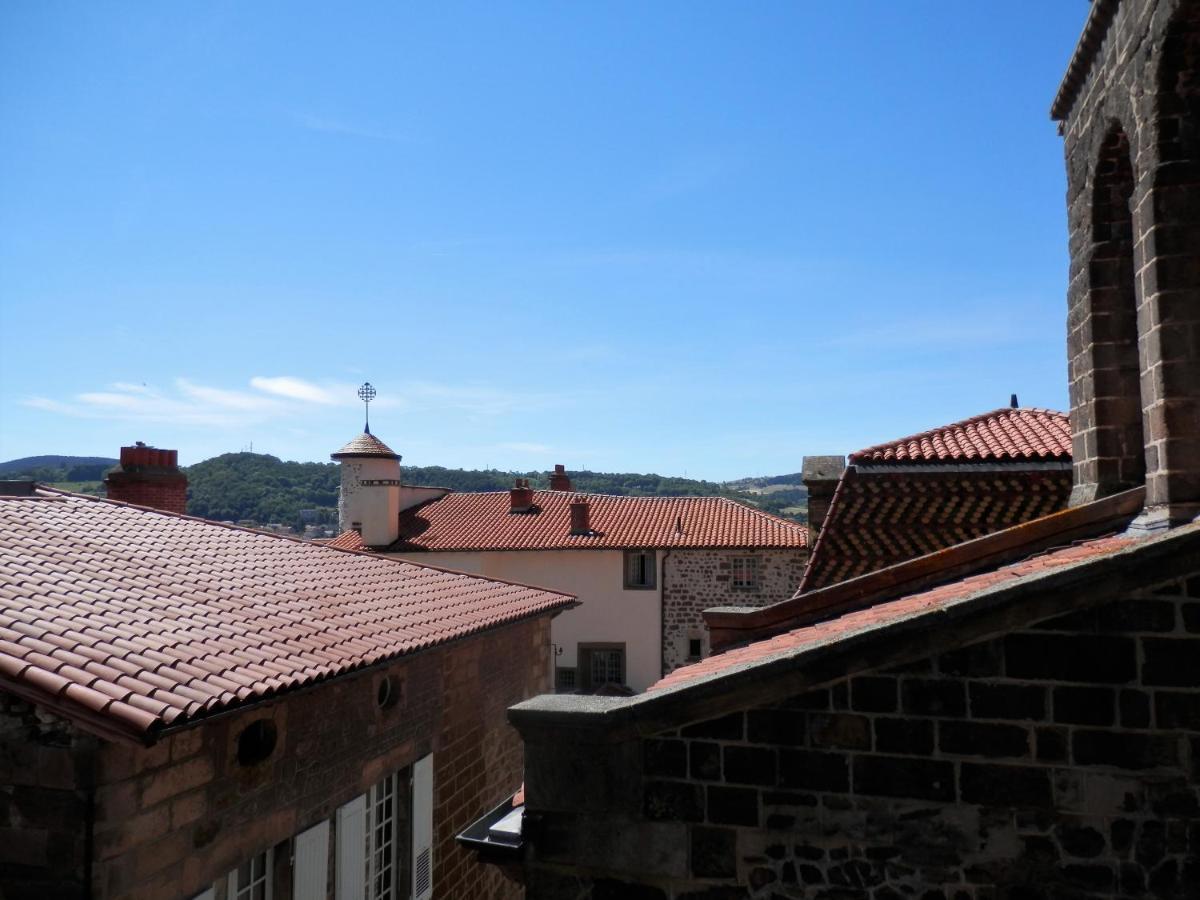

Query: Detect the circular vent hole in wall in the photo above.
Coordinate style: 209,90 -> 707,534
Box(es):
377,675 -> 400,710
237,719 -> 278,766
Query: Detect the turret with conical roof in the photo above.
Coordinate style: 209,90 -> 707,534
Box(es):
331,428 -> 403,547
333,384 -> 404,546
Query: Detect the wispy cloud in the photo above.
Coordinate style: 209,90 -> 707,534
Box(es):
291,112 -> 414,145
393,381 -> 563,417
251,376 -> 343,405
22,376 -> 564,428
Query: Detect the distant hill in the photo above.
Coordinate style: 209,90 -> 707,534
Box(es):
1,452 -> 806,528
185,453 -> 805,529
0,455 -> 118,481
724,473 -> 808,518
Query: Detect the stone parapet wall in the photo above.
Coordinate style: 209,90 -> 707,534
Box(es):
662,548 -> 807,675
524,574 -> 1200,898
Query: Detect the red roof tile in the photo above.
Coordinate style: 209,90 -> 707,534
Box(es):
650,532 -> 1140,692
0,488 -> 573,741
331,432 -> 400,459
848,408 -> 1071,464
335,491 -> 808,552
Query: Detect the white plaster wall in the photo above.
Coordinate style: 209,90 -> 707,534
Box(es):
338,457 -> 402,546
388,549 -> 664,692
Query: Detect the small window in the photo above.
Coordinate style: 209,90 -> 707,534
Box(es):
228,848 -> 273,900
688,638 -> 703,661
578,644 -> 626,692
555,666 -> 577,693
623,550 -> 657,589
731,556 -> 760,591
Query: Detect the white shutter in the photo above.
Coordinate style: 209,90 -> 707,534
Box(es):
192,890 -> 215,900
336,794 -> 366,900
293,820 -> 330,900
411,754 -> 434,900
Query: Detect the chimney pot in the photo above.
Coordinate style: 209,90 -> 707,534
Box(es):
510,482 -> 535,513
569,498 -> 591,535
549,464 -> 574,492
1010,393 -> 1019,408
105,443 -> 188,515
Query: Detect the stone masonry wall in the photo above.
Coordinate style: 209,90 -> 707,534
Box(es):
663,549 -> 807,675
1060,0 -> 1200,521
3,614 -> 550,900
0,694 -> 98,900
527,573 -> 1200,899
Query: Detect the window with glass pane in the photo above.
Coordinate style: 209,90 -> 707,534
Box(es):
731,556 -> 760,590
228,848 -> 272,900
623,550 -> 656,589
365,773 -> 399,900
589,648 -> 623,686
555,666 -> 577,693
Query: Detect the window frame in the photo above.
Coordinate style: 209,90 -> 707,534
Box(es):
577,642 -> 626,692
227,847 -> 274,900
730,555 -> 761,592
622,549 -> 657,590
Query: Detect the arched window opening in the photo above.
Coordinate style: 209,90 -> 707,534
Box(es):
1087,126 -> 1145,491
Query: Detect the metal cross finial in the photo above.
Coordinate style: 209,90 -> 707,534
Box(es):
357,382 -> 377,433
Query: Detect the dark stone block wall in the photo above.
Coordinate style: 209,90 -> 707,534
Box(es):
1059,0 -> 1200,524
523,575 -> 1200,899
1,615 -> 550,900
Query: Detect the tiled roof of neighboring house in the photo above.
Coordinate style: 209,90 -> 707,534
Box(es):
798,468 -> 1072,592
333,491 -> 808,552
651,532 -> 1141,692
331,432 -> 400,459
0,488 -> 573,743
848,408 -> 1071,464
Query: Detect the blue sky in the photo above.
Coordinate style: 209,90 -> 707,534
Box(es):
0,2 -> 1089,479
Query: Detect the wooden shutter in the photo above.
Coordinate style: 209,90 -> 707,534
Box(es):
336,795 -> 366,900
411,754 -> 434,900
293,820 -> 329,900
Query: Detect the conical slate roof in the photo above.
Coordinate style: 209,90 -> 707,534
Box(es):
330,432 -> 400,460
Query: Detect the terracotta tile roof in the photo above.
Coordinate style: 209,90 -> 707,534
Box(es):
650,532 -> 1141,692
799,468 -> 1072,592
335,491 -> 808,552
848,408 -> 1071,464
331,432 -> 400,459
0,488 -> 573,742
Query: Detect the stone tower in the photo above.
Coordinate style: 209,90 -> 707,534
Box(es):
331,431 -> 402,547
1052,0 -> 1200,529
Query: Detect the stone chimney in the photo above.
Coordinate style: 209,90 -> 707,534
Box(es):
105,443 -> 188,515
569,498 -> 591,535
331,432 -> 402,547
510,479 -> 535,513
801,455 -> 846,548
549,464 -> 573,492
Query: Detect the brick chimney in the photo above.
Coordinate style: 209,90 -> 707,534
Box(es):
569,498 -> 591,535
801,455 -> 846,548
105,443 -> 188,515
510,479 -> 535,513
549,464 -> 573,492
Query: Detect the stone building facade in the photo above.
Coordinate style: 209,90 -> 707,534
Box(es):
1052,0 -> 1200,526
662,549 -> 808,674
3,616 -> 549,900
